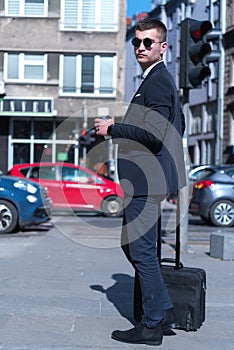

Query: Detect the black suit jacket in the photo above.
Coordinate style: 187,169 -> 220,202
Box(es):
111,61 -> 186,197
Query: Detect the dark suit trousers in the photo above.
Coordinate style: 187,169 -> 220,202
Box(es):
121,195 -> 173,327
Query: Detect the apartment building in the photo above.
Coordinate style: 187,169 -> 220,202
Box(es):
0,0 -> 126,172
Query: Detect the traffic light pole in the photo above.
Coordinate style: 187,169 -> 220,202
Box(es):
82,101 -> 88,167
72,129 -> 80,166
179,88 -> 190,252
178,18 -> 217,252
215,36 -> 224,165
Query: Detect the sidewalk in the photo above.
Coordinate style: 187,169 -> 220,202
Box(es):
0,222 -> 233,350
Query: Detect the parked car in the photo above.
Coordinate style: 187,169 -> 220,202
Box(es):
0,175 -> 51,234
9,162 -> 124,217
189,165 -> 234,227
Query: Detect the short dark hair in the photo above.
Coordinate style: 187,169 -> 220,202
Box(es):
135,18 -> 167,42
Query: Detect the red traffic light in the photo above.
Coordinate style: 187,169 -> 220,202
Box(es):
190,20 -> 212,42
79,128 -> 96,146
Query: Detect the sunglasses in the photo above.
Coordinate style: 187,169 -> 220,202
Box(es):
131,37 -> 163,48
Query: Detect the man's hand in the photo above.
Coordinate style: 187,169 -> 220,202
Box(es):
94,117 -> 114,136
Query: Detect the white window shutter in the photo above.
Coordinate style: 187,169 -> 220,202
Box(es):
64,0 -> 78,28
7,0 -> 20,15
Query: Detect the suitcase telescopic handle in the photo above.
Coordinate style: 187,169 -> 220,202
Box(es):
157,191 -> 181,270
160,257 -> 184,268
175,191 -> 181,269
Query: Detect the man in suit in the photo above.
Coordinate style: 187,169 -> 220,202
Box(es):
94,18 -> 186,346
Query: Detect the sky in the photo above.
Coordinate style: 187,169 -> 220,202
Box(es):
126,0 -> 152,17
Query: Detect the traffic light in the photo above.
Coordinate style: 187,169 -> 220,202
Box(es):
79,128 -> 96,146
179,18 -> 213,89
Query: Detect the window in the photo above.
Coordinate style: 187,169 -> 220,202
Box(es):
61,166 -> 104,184
81,55 -> 94,93
60,54 -> 116,97
5,53 -> 47,82
13,144 -> 30,164
226,168 -> 234,179
60,0 -> 118,31
19,167 -> 30,177
167,45 -> 172,63
34,144 -> 52,162
32,166 -> 56,180
206,114 -> 213,133
6,0 -> 48,16
29,167 -> 40,179
13,119 -> 31,139
191,116 -> 202,135
230,55 -> 234,87
34,121 -> 53,139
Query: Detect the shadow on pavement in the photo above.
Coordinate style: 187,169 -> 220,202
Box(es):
0,222 -> 53,237
90,273 -> 177,337
90,273 -> 135,325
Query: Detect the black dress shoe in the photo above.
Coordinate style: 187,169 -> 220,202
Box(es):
161,308 -> 178,331
111,323 -> 163,346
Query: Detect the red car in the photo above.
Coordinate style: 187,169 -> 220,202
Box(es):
9,162 -> 124,217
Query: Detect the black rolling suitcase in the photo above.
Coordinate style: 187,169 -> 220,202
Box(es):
133,194 -> 206,331
157,195 -> 206,331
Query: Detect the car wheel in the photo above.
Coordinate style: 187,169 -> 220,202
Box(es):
210,200 -> 234,227
101,196 -> 123,217
0,200 -> 18,234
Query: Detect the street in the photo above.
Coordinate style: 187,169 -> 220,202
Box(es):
49,209 -> 234,248
0,210 -> 234,350
1,208 -> 233,250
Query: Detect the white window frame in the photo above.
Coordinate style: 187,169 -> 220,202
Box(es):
4,53 -> 47,83
230,55 -> 234,87
6,0 -> 48,17
59,53 -> 117,98
167,45 -> 172,63
60,0 -> 118,32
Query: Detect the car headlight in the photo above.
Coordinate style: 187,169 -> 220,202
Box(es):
14,180 -> 37,194
27,195 -> 38,203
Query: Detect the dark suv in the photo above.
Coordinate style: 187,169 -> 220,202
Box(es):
189,165 -> 234,227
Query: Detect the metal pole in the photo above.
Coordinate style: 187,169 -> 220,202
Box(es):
179,88 -> 189,252
73,129 -> 79,166
82,100 -> 88,129
82,100 -> 88,167
177,0 -> 196,253
113,144 -> 119,183
176,0 -> 196,253
215,0 -> 226,165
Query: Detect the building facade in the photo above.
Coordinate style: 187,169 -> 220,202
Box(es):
0,0 -> 126,172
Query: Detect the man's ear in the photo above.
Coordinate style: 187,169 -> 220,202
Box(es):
160,42 -> 167,55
